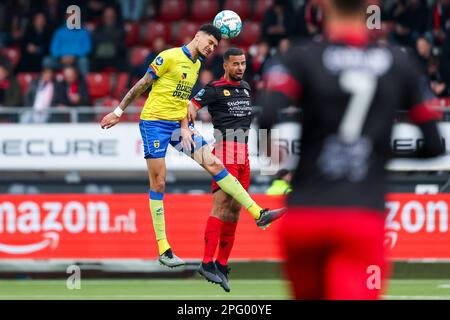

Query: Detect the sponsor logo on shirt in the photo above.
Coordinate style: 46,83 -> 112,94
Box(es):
155,56 -> 164,66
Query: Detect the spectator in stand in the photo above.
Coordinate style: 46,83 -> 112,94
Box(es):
261,0 -> 296,48
119,0 -> 145,21
0,62 -> 22,122
300,0 -> 324,39
21,65 -> 57,123
17,12 -> 52,72
3,0 -> 30,47
440,32 -> 450,94
44,17 -> 92,75
129,36 -> 168,88
30,0 -> 67,34
248,40 -> 271,82
390,0 -> 429,46
428,0 -> 450,45
0,2 -> 7,46
428,56 -> 448,97
85,0 -> 122,23
55,65 -> 90,107
91,6 -> 127,71
415,35 -> 433,72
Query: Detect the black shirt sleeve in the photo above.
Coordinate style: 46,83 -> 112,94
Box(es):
190,82 -> 217,109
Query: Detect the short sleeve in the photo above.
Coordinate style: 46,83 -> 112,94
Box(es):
190,83 -> 217,109
147,50 -> 171,80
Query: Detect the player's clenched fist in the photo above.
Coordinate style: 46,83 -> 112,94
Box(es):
100,112 -> 120,129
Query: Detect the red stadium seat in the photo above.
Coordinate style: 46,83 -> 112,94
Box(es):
190,0 -> 219,22
17,72 -> 38,94
86,72 -> 113,101
159,0 -> 188,22
129,46 -> 150,67
0,47 -> 21,69
239,21 -> 261,46
223,0 -> 251,21
253,0 -> 273,21
124,22 -> 140,47
114,72 -> 130,99
143,21 -> 172,46
175,21 -> 201,45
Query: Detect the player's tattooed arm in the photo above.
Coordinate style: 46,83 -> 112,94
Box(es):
100,73 -> 154,129
118,72 -> 154,110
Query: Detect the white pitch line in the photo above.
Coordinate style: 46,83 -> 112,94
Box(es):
383,295 -> 450,300
438,284 -> 450,289
0,294 -> 284,299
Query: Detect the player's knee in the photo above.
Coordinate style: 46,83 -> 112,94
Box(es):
151,177 -> 166,193
207,161 -> 225,176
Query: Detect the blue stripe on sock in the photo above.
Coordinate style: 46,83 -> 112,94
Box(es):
149,190 -> 164,200
213,168 -> 229,182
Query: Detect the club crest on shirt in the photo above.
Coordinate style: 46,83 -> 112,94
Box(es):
223,89 -> 231,96
155,56 -> 164,66
181,73 -> 187,80
153,140 -> 160,148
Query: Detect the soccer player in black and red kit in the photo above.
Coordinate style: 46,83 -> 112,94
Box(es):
259,0 -> 446,299
188,48 -> 284,292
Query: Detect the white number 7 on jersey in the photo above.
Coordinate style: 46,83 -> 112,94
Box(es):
338,70 -> 377,143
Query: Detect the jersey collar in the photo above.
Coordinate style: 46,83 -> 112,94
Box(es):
182,45 -> 204,63
219,76 -> 241,86
325,23 -> 369,47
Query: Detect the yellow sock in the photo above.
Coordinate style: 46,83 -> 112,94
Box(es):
157,239 -> 171,255
149,191 -> 171,255
213,169 -> 262,219
248,203 -> 263,220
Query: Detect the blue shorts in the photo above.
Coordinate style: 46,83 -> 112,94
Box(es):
139,120 -> 208,159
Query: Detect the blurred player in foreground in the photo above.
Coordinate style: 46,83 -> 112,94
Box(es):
259,0 -> 445,299
101,25 -> 282,268
188,48 -> 285,292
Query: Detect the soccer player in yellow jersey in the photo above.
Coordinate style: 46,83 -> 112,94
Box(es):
100,24 -> 283,268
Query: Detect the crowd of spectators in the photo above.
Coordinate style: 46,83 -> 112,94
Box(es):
0,0 -> 449,123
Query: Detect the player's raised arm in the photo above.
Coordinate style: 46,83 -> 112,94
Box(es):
100,72 -> 154,129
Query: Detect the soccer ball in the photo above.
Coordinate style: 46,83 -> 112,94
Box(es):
213,10 -> 242,39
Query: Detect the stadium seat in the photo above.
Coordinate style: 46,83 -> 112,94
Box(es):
253,0 -> 273,21
239,21 -> 261,47
129,46 -> 151,67
175,21 -> 201,45
113,72 -> 130,99
159,0 -> 188,22
124,22 -> 140,47
223,0 -> 251,21
0,47 -> 21,69
16,72 -> 38,95
86,72 -> 113,101
189,0 -> 219,23
143,21 -> 172,46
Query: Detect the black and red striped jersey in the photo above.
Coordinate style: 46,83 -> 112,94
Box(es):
259,31 -> 444,211
191,77 -> 253,143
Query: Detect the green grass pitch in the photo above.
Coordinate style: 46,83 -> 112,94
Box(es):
1,279 -> 450,300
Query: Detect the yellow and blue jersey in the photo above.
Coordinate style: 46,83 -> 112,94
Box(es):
141,46 -> 203,121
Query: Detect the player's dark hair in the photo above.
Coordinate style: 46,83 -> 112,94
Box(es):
223,48 -> 245,61
333,0 -> 365,14
198,24 -> 222,43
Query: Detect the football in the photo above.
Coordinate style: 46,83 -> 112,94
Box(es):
213,10 -> 242,39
